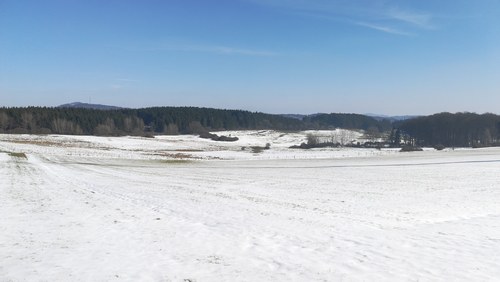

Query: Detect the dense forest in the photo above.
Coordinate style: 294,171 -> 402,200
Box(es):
0,106 -> 309,135
1,107 -> 499,148
395,112 -> 500,147
0,106 -> 391,136
303,113 -> 392,132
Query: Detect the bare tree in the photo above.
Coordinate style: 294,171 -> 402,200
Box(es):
366,126 -> 380,142
164,123 -> 179,135
0,112 -> 8,130
339,129 -> 356,146
94,118 -> 116,136
21,112 -> 36,131
123,116 -> 144,135
52,118 -> 83,135
306,133 -> 319,146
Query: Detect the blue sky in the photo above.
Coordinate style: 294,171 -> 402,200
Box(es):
1,0 -> 499,115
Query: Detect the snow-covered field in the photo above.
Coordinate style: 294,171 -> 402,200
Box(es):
1,131 -> 500,281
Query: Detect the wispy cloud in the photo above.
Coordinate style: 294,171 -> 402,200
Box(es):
241,0 -> 436,35
387,9 -> 434,29
356,22 -> 413,36
148,44 -> 279,57
185,45 -> 279,56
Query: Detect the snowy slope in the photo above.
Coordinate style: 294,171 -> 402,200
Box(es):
0,130 -> 382,161
1,133 -> 500,281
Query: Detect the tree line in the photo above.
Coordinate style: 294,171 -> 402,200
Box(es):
303,113 -> 393,133
0,107 -> 394,136
2,107 -> 498,148
0,106 -> 307,136
394,112 -> 500,147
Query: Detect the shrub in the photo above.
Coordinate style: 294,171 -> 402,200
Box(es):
199,132 -> 218,139
250,143 -> 271,153
251,146 -> 264,154
434,144 -> 446,151
306,133 -> 319,146
400,146 -> 423,152
217,135 -> 239,142
199,132 -> 238,142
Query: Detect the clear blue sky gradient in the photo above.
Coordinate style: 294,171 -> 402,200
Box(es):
1,0 -> 499,115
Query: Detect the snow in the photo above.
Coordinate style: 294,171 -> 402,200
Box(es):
1,131 -> 500,281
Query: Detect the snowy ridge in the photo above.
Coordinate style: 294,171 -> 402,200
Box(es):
58,102 -> 123,110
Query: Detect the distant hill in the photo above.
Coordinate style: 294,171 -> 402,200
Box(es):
58,102 -> 123,110
365,113 -> 418,122
304,113 -> 392,132
280,113 -> 324,120
280,114 -> 306,120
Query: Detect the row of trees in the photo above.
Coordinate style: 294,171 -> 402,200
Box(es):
395,112 -> 500,147
134,107 -> 304,134
0,107 -> 306,136
304,113 -> 392,133
0,107 -> 145,135
0,107 -> 394,136
3,107 -> 498,148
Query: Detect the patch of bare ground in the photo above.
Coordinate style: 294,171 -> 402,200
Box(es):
8,152 -> 28,159
0,138 -> 113,151
151,152 -> 198,159
174,149 -> 204,152
150,151 -> 222,160
1,139 -> 90,148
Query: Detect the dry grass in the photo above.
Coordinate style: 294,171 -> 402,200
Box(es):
174,149 -> 204,152
8,152 -> 27,159
151,151 -> 200,159
160,159 -> 193,164
2,139 -> 91,148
